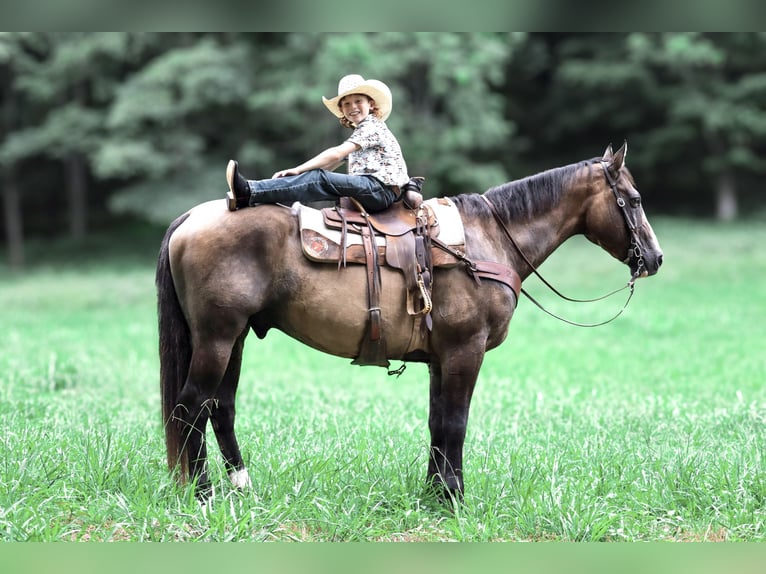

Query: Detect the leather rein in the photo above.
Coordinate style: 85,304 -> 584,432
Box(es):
480,161 -> 645,328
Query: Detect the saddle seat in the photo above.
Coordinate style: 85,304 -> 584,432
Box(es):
327,194 -> 434,236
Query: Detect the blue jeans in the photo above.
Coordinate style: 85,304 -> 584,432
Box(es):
248,169 -> 396,212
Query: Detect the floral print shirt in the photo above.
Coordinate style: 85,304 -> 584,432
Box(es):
346,115 -> 409,187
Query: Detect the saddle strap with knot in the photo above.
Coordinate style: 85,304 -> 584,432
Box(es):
352,216 -> 388,367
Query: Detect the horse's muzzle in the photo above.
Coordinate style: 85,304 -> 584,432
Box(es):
633,250 -> 663,278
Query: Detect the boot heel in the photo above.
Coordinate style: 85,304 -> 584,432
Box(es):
226,191 -> 238,211
225,160 -> 251,211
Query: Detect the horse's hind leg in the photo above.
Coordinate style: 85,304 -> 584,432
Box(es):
210,333 -> 252,490
175,339 -> 237,496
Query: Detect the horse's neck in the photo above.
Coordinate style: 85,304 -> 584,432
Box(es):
482,189 -> 586,280
508,218 -> 576,280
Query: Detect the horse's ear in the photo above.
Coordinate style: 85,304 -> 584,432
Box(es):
602,144 -> 614,161
610,141 -> 627,172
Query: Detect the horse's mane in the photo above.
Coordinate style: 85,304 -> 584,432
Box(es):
452,158 -> 602,221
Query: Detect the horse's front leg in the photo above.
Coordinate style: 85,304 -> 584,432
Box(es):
427,351 -> 483,500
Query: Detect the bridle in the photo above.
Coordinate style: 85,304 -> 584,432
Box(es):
481,161 -> 644,327
600,160 -> 646,280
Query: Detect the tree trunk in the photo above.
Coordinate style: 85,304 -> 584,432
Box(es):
67,153 -> 88,239
67,80 -> 88,240
2,67 -> 25,269
715,170 -> 738,222
2,166 -> 24,269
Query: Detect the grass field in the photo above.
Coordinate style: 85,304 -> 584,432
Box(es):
1,217 -> 765,541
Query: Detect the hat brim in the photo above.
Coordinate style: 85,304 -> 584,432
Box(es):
322,80 -> 392,122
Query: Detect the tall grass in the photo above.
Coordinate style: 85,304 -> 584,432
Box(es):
1,218 -> 764,541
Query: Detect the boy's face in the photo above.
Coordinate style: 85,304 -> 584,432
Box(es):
339,94 -> 373,125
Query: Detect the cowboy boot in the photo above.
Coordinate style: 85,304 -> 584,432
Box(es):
226,160 -> 251,211
402,176 -> 425,209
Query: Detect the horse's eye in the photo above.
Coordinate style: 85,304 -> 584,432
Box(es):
630,197 -> 641,208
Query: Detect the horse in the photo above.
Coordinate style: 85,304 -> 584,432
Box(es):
156,142 -> 663,499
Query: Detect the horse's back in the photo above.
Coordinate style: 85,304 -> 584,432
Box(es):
170,200 -> 292,251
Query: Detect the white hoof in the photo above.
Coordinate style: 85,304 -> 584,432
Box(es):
228,468 -> 252,490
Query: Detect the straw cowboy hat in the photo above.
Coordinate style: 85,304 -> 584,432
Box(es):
322,74 -> 393,121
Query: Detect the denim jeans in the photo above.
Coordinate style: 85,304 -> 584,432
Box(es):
248,169 -> 396,212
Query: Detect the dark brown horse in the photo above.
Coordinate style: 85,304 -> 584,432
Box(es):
156,143 -> 663,498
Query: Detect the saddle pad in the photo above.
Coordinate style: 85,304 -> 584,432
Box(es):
425,197 -> 464,247
297,197 -> 465,263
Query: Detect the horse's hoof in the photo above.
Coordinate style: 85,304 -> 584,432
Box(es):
228,468 -> 253,490
425,476 -> 464,505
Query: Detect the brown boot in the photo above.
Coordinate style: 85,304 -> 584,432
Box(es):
226,160 -> 251,211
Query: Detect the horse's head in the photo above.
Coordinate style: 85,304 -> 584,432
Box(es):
584,142 -> 663,280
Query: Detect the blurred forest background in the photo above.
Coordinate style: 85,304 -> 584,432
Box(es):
2,32 -> 766,269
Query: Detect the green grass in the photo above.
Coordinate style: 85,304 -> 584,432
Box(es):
1,217 -> 765,541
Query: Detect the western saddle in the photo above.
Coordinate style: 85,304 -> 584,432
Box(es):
297,179 -> 521,368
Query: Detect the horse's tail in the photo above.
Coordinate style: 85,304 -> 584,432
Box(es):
156,213 -> 191,482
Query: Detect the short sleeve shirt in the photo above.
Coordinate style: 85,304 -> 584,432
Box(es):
346,115 -> 409,187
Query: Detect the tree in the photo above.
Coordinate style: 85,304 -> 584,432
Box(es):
526,33 -> 766,220
0,33 -> 40,268
0,37 -> 23,268
627,33 -> 766,220
97,34 -> 256,225
0,33 -> 143,240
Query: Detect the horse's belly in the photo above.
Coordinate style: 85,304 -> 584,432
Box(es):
273,265 -> 419,359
